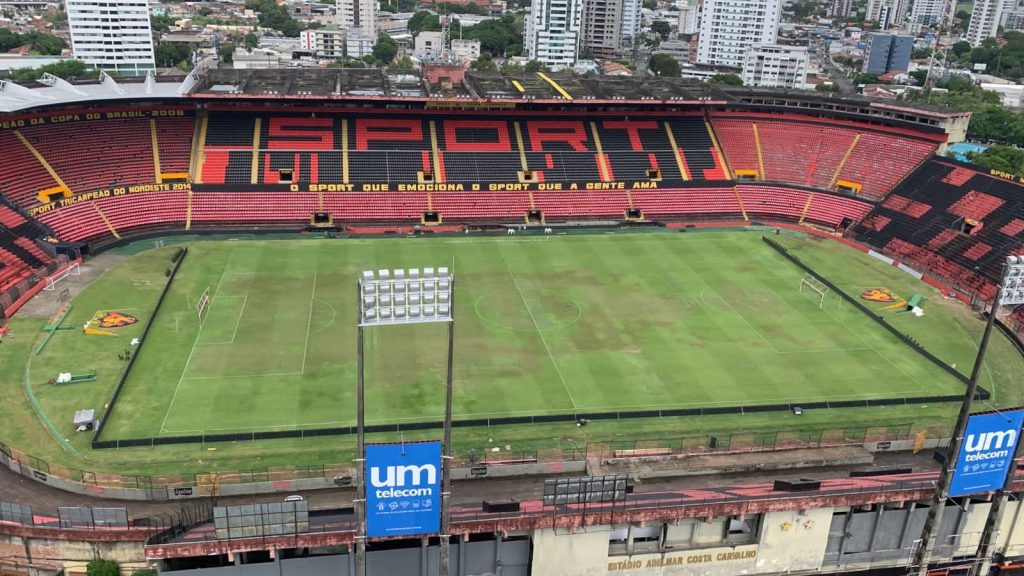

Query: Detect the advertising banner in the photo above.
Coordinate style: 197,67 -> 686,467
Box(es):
949,408 -> 1024,497
365,441 -> 442,538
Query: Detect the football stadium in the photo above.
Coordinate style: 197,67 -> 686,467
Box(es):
2,69 -> 1024,576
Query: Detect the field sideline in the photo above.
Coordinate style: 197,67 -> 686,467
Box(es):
84,231 -> 972,440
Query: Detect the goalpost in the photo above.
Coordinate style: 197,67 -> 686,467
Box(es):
799,274 -> 830,308
196,287 -> 211,327
43,262 -> 81,291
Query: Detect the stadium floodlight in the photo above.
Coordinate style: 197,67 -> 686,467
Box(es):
354,266 -> 456,576
914,253 -> 1020,576
998,255 -> 1024,307
358,267 -> 453,326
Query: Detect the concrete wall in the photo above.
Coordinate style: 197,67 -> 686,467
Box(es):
1,447 -> 583,500
164,537 -> 529,576
756,508 -> 833,573
0,532 -> 148,575
533,527 -> 612,576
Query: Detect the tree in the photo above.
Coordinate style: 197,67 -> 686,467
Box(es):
814,83 -> 839,92
911,47 -> 932,60
463,14 -> 520,56
650,20 -> 671,39
852,72 -> 879,85
244,32 -> 259,51
9,59 -> 91,82
218,42 -> 236,63
524,60 -> 548,73
393,55 -> 415,70
150,13 -> 176,33
952,40 -> 972,57
642,0 -> 657,8
710,73 -> 742,85
372,32 -> 397,64
647,53 -> 680,77
967,146 -> 1024,174
471,53 -> 498,72
408,11 -> 441,37
245,0 -> 302,36
86,560 -> 120,576
155,42 -> 192,67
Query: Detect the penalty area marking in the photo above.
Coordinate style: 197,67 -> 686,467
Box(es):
160,250 -> 234,433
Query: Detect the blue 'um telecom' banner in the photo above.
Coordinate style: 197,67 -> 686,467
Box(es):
950,408 -> 1024,497
365,441 -> 442,538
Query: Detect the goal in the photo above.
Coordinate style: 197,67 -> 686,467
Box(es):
196,287 -> 211,327
799,274 -> 830,308
43,262 -> 80,291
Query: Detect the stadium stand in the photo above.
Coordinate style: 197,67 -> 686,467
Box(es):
851,158 -> 1024,300
0,202 -> 53,293
710,114 -> 939,199
37,190 -> 188,241
0,129 -> 63,209
737,185 -> 873,228
198,112 -> 728,186
154,114 -> 196,176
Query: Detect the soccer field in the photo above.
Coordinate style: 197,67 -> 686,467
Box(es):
96,231 -> 968,440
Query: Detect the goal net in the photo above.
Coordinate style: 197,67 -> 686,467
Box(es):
799,274 -> 830,308
196,287 -> 211,327
44,262 -> 81,291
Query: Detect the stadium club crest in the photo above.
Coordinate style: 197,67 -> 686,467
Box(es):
97,311 -> 138,328
861,288 -> 899,303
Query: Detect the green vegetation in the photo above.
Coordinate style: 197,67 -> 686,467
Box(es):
965,145 -> 1024,173
462,14 -> 523,57
710,73 -> 743,85
86,559 -> 120,576
408,10 -> 442,37
218,42 -> 236,63
648,54 -> 681,77
0,29 -> 67,55
372,32 -> 398,65
2,231 -> 1022,477
4,60 -> 99,82
155,43 -> 192,69
650,20 -> 671,39
245,0 -> 303,36
150,13 -> 177,33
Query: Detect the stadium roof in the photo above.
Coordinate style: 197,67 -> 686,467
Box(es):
0,65 -> 969,123
0,71 -> 185,113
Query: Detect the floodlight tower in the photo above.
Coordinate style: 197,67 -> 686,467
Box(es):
913,255 -> 1023,576
971,255 -> 1024,576
355,267 -> 456,576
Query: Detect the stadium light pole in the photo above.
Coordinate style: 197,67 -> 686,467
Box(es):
355,268 -> 455,576
913,257 -> 1022,576
971,256 -> 1024,576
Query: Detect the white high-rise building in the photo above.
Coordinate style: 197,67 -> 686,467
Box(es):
678,4 -> 697,35
65,0 -> 155,75
524,0 -> 583,70
908,0 -> 952,26
966,0 -> 1005,46
620,0 -> 642,41
866,0 -> 909,29
696,0 -> 782,69
337,0 -> 377,44
741,44 -> 808,88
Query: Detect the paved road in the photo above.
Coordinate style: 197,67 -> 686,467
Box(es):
0,450 -> 943,518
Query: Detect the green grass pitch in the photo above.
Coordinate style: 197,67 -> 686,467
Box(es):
91,231 -> 968,440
